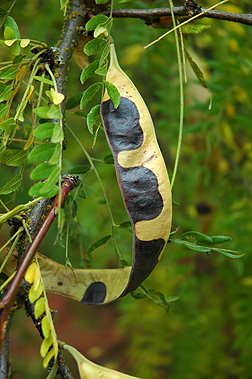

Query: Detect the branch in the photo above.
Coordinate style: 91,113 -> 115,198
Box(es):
102,6 -> 252,27
55,0 -> 87,117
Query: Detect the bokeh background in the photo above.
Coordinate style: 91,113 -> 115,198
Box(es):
1,0 -> 252,378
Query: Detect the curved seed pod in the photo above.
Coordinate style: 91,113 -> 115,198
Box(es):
97,41 -> 172,303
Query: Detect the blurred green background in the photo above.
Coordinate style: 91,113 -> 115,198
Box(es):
0,0 -> 252,378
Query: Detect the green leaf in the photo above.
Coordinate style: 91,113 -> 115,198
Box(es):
104,81 -> 120,109
211,248 -> 244,259
0,85 -> 12,102
33,106 -> 51,119
86,235 -> 112,255
34,76 -> 54,85
48,143 -> 61,165
95,61 -> 108,76
68,165 -> 90,175
5,16 -> 20,39
9,41 -> 21,56
51,122 -> 63,143
80,82 -> 102,109
85,15 -> 108,31
180,231 -> 212,244
34,122 -> 55,140
80,60 -> 99,84
99,41 -> 110,67
84,38 -> 107,56
0,67 -> 17,80
0,174 -> 21,194
47,104 -> 62,119
65,92 -> 83,109
41,315 -> 51,339
119,221 -> 132,228
86,104 -> 100,134
29,182 -> 58,198
0,118 -> 16,133
117,0 -> 134,2
184,46 -> 208,89
182,23 -> 211,34
39,166 -> 61,195
0,104 -> 8,119
94,18 -> 112,38
28,143 -> 56,163
30,162 -> 56,180
5,150 -> 27,166
210,235 -> 232,245
103,153 -> 114,164
131,291 -> 147,300
171,238 -> 211,253
4,26 -> 15,40
92,123 -> 101,148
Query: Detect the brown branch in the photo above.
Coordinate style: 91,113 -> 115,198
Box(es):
55,0 -> 87,118
101,7 -> 252,27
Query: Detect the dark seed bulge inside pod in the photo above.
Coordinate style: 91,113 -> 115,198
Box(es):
81,282 -> 107,305
119,166 -> 163,223
101,97 -> 143,153
101,97 -> 163,223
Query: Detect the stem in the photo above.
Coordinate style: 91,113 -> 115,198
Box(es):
169,1 -> 184,190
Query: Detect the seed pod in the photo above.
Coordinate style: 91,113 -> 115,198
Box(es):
82,41 -> 172,304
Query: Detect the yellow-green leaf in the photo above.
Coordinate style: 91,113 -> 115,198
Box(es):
50,88 -> 65,105
43,348 -> 55,369
25,262 -> 37,284
41,314 -> 51,339
40,333 -> 53,358
34,297 -> 46,319
4,39 -> 16,46
29,281 -> 43,303
20,39 -> 30,48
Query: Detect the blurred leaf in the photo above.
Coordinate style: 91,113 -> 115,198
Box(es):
0,67 -> 17,80
86,235 -> 112,255
65,92 -> 83,109
0,118 -> 16,133
184,46 -> 208,88
5,150 -> 27,166
5,16 -> 20,38
68,165 -> 90,175
103,153 -> 114,164
34,76 -> 54,85
0,174 -> 21,194
182,23 -> 211,34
